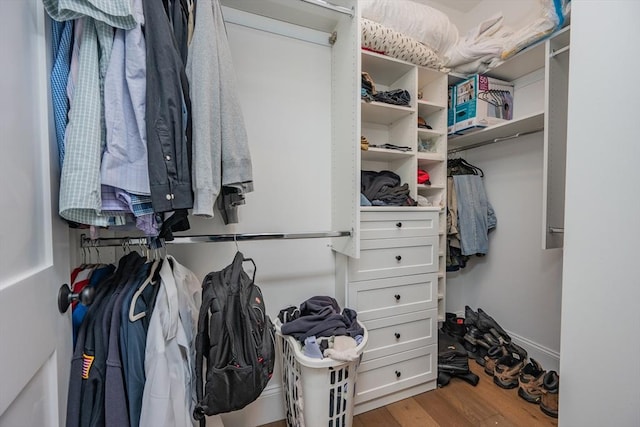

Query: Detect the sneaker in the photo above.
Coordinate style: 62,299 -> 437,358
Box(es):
477,308 -> 511,344
540,371 -> 559,418
493,354 -> 526,389
483,345 -> 507,376
518,358 -> 546,403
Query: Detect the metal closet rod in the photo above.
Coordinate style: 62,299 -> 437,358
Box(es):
80,230 -> 352,247
447,128 -> 543,154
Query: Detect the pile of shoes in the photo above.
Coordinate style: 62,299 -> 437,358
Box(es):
437,327 -> 479,388
440,306 -> 560,418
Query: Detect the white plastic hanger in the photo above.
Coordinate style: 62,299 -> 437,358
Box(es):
129,258 -> 161,322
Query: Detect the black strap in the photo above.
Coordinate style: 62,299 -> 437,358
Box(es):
193,273 -> 213,422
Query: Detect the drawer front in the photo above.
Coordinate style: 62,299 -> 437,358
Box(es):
355,345 -> 437,404
360,210 -> 438,240
348,274 -> 436,321
362,309 -> 438,362
349,237 -> 438,281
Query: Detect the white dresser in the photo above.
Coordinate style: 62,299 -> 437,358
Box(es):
341,207 -> 440,414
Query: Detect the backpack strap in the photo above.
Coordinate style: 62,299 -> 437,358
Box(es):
193,273 -> 214,425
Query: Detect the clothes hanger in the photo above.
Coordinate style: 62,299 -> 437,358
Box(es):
129,257 -> 161,322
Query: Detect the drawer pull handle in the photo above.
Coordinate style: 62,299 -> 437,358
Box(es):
396,222 -> 402,228
394,294 -> 401,301
394,333 -> 401,340
395,370 -> 402,379
395,255 -> 402,262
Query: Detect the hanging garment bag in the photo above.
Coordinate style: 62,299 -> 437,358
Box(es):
193,252 -> 275,423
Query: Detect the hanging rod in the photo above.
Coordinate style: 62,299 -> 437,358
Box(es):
447,128 -> 543,154
299,0 -> 354,17
80,230 -> 352,248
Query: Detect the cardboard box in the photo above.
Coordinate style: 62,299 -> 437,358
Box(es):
453,74 -> 514,135
447,85 -> 455,135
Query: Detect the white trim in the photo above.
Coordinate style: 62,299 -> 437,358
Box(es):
219,384 -> 284,427
508,330 -> 560,372
222,6 -> 331,46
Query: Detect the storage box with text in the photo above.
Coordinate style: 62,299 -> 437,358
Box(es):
454,74 -> 514,135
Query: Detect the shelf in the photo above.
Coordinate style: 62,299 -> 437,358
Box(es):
417,100 -> 445,116
361,101 -> 414,125
221,0 -> 353,33
448,26 -> 571,83
361,147 -> 413,162
448,111 -> 544,152
361,50 -> 415,86
417,128 -> 444,139
416,152 -> 445,162
417,184 -> 445,191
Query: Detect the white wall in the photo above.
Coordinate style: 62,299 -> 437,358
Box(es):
446,131 -> 563,371
167,21 -> 337,427
560,2 -> 640,426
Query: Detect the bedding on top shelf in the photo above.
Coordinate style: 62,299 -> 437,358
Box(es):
360,0 -> 571,75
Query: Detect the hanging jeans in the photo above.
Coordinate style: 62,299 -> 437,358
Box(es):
453,174 -> 497,256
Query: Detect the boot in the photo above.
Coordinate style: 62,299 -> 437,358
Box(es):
540,371 -> 559,418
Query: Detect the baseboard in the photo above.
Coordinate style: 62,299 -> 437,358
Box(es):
508,331 -> 560,372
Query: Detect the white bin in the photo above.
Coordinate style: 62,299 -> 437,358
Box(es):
275,321 -> 368,427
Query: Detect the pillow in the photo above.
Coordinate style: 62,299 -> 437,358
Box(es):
360,0 -> 459,59
361,18 -> 445,70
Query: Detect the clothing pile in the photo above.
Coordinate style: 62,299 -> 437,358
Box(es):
44,0 -> 253,240
67,252 -> 201,427
279,296 -> 365,362
361,72 -> 411,106
446,158 -> 496,271
361,170 -> 417,207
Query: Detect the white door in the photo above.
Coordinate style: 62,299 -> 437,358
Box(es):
0,1 -> 72,426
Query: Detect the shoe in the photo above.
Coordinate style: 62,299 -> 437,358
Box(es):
483,345 -> 507,376
464,305 -> 479,327
518,358 -> 546,403
493,354 -> 526,389
506,341 -> 528,362
443,314 -> 466,340
540,371 -> 559,418
477,308 -> 511,344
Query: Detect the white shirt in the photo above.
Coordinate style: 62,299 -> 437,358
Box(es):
139,257 -> 199,427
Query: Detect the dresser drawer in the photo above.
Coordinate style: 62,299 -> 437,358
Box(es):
362,309 -> 438,362
360,210 -> 439,240
349,237 -> 438,281
355,345 -> 437,405
348,274 -> 436,321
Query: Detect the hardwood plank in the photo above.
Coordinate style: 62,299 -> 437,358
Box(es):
352,407 -> 401,427
386,397 -> 440,427
413,389 -> 476,427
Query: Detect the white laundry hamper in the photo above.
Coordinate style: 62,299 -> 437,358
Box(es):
274,321 -> 368,427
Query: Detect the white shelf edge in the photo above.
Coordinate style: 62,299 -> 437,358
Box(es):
417,184 -> 445,190
416,152 -> 445,162
417,100 -> 446,110
417,128 -> 445,137
448,111 -> 544,152
361,147 -> 414,161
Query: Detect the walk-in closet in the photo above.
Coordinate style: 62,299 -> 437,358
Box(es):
1,1 -> 639,427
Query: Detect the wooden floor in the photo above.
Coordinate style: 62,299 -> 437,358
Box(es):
260,362 -> 557,427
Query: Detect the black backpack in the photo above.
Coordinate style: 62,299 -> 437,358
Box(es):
193,252 -> 275,423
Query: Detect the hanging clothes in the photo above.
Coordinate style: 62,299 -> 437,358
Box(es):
186,0 -> 254,222
43,0 -> 137,227
446,158 -> 497,271
139,256 -> 200,427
